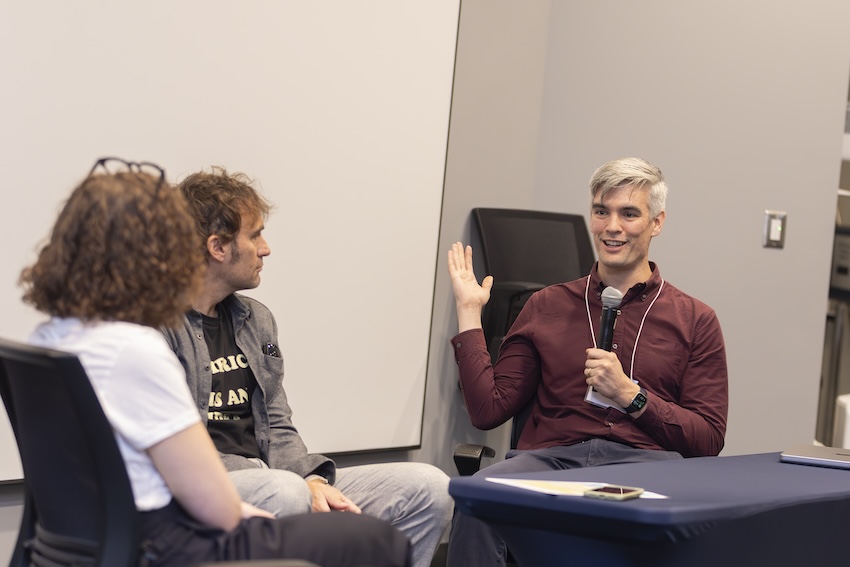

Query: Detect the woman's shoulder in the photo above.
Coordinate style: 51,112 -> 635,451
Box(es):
78,322 -> 179,373
30,318 -> 166,353
93,321 -> 172,351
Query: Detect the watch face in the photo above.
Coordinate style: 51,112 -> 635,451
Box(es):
626,390 -> 647,413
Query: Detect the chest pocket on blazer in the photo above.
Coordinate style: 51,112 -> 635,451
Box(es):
256,354 -> 284,399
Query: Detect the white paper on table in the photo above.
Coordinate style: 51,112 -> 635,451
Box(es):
485,477 -> 668,499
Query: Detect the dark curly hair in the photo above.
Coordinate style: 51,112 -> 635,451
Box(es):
178,167 -> 272,259
20,169 -> 204,327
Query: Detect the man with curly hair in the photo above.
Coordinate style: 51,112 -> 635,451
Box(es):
162,167 -> 452,567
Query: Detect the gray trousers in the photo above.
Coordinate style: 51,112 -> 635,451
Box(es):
445,439 -> 684,567
229,461 -> 452,567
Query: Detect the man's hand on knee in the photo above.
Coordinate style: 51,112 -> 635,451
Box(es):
307,478 -> 362,514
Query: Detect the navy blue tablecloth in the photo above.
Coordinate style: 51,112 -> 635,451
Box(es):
449,452 -> 850,565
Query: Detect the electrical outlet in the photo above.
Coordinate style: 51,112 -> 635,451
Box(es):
763,210 -> 787,249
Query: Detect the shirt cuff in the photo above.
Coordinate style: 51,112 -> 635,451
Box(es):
450,328 -> 488,359
305,474 -> 329,485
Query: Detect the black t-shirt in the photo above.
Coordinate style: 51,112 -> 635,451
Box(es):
201,306 -> 261,459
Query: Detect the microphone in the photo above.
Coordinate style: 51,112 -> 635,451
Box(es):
598,286 -> 624,351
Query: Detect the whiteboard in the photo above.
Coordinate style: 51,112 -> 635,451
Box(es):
0,1 -> 459,480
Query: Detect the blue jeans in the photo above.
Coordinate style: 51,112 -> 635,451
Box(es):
445,439 -> 683,567
229,461 -> 452,567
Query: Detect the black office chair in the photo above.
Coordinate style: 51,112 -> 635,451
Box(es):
0,338 -> 316,567
471,207 -> 595,364
453,208 -> 595,476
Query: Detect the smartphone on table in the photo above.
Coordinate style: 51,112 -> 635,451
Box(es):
583,484 -> 644,501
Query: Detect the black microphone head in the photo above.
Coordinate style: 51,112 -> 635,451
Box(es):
601,286 -> 623,309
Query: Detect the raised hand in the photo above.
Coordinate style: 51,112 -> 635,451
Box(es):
447,242 -> 493,332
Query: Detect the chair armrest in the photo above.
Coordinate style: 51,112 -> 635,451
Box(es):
453,443 -> 496,476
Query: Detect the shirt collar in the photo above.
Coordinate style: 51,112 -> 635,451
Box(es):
590,261 -> 663,304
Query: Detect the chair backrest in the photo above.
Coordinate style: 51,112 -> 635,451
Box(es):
470,208 -> 595,447
471,208 -> 595,362
0,338 -> 140,567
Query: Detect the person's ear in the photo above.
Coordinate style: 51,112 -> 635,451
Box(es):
651,210 -> 666,237
206,235 -> 228,262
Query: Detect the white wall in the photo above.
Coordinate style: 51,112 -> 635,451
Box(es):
0,0 -> 460,475
0,1 -> 460,561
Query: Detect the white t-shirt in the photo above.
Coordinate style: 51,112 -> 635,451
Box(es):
29,318 -> 200,511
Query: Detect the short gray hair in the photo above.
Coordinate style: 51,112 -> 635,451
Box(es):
589,157 -> 668,219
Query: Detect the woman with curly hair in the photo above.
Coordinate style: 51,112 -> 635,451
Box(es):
20,158 -> 411,567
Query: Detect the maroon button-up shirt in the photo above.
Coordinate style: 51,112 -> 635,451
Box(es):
452,263 -> 728,457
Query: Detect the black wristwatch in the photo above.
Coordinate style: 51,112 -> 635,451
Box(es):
625,387 -> 647,414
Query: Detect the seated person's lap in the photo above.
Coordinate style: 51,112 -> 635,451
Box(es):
229,468 -> 313,517
473,439 -> 683,478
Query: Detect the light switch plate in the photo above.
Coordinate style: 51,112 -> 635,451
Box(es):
763,210 -> 787,249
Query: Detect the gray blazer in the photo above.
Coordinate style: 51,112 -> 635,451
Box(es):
162,294 -> 336,483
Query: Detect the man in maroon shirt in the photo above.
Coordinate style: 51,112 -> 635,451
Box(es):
445,157 -> 728,567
